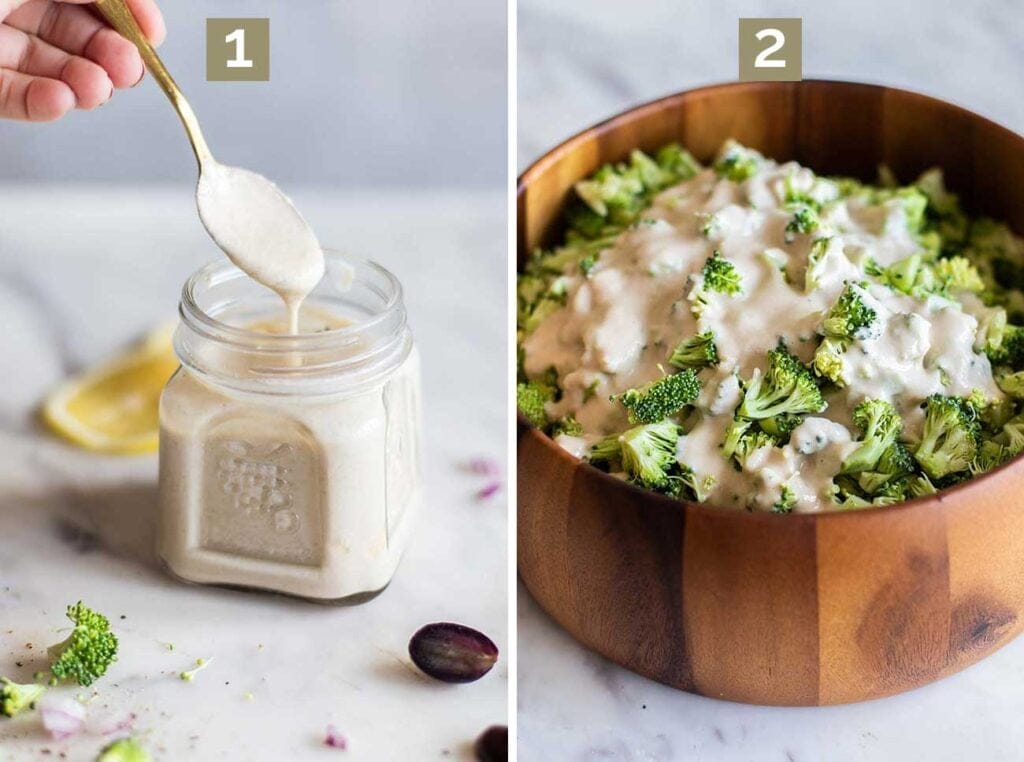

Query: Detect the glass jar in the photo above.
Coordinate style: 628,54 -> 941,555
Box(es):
157,251 -> 421,603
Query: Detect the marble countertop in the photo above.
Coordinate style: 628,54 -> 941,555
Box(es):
517,1 -> 1024,759
0,186 -> 507,761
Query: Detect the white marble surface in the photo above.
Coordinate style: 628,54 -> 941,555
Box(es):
517,1 -> 1024,759
0,187 -> 507,760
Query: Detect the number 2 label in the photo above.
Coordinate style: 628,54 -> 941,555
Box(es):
754,28 -> 786,69
739,18 -> 802,82
225,28 -> 254,69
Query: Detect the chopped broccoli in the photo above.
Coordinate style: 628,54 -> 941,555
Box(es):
0,677 -> 46,717
714,142 -> 761,182
772,485 -> 797,513
677,469 -> 716,503
721,418 -> 777,469
613,370 -> 701,424
668,331 -> 719,370
573,163 -> 645,219
700,250 -> 743,295
934,256 -> 984,293
804,237 -> 833,293
841,399 -> 903,474
737,345 -> 826,421
985,324 -> 1024,370
822,284 -> 878,342
655,143 -> 701,181
579,251 -> 599,276
550,415 -> 584,437
567,148 -> 700,239
893,187 -> 929,234
812,285 -> 878,385
912,395 -> 982,480
48,602 -> 118,687
812,337 -> 847,386
783,174 -> 821,210
96,737 -> 151,762
516,381 -> 552,429
908,474 -> 938,497
589,433 -> 623,466
880,254 -> 930,295
179,657 -> 211,682
785,204 -> 820,240
996,370 -> 1024,398
618,420 -> 683,490
757,412 -> 803,440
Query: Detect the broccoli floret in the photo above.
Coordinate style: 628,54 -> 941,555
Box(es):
985,324 -> 1024,370
934,256 -> 984,293
573,163 -> 644,219
812,337 -> 847,386
783,174 -> 821,210
842,399 -> 904,474
785,204 -> 820,241
758,413 -> 803,440
613,370 -> 701,424
516,381 -> 552,429
772,484 -> 797,514
804,237 -> 834,293
655,143 -> 701,181
667,467 -> 717,503
893,187 -> 929,234
996,370 -> 1024,398
972,413 -> 1024,474
812,285 -> 878,386
589,433 -> 623,467
96,737 -> 151,762
46,602 -> 118,687
908,473 -> 938,497
550,415 -> 584,437
879,254 -> 933,296
737,345 -> 827,421
912,395 -> 982,480
822,284 -> 878,342
0,677 -> 46,717
700,250 -> 743,295
721,418 -> 770,467
668,332 -> 719,370
714,142 -> 761,182
848,442 -> 917,497
618,420 -> 683,490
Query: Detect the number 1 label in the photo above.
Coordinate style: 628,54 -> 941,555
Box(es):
206,18 -> 270,82
225,28 -> 254,69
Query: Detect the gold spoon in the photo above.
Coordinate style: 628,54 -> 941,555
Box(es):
94,0 -> 212,167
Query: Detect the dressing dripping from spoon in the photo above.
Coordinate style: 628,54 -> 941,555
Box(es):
95,0 -> 324,335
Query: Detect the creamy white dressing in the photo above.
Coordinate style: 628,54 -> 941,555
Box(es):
523,146 -> 1007,513
196,163 -> 325,334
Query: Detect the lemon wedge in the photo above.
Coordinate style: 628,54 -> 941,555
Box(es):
41,324 -> 179,454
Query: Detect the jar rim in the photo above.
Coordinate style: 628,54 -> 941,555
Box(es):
179,249 -> 404,351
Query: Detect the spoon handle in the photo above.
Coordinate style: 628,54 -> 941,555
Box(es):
94,0 -> 213,168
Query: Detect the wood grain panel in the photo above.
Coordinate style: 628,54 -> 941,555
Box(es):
816,507 -> 950,704
565,466 -> 691,689
683,510 -> 819,705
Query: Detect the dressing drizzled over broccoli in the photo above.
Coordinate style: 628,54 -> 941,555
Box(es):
517,140 -> 1024,512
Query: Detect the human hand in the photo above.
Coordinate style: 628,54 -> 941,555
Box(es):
1,0 -> 164,121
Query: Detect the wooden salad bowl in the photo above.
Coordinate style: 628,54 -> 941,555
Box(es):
517,80 -> 1024,706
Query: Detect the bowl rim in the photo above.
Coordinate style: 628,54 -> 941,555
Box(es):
516,78 -> 1024,521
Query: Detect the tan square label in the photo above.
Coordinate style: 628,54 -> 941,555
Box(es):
739,18 -> 802,82
206,18 -> 270,82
